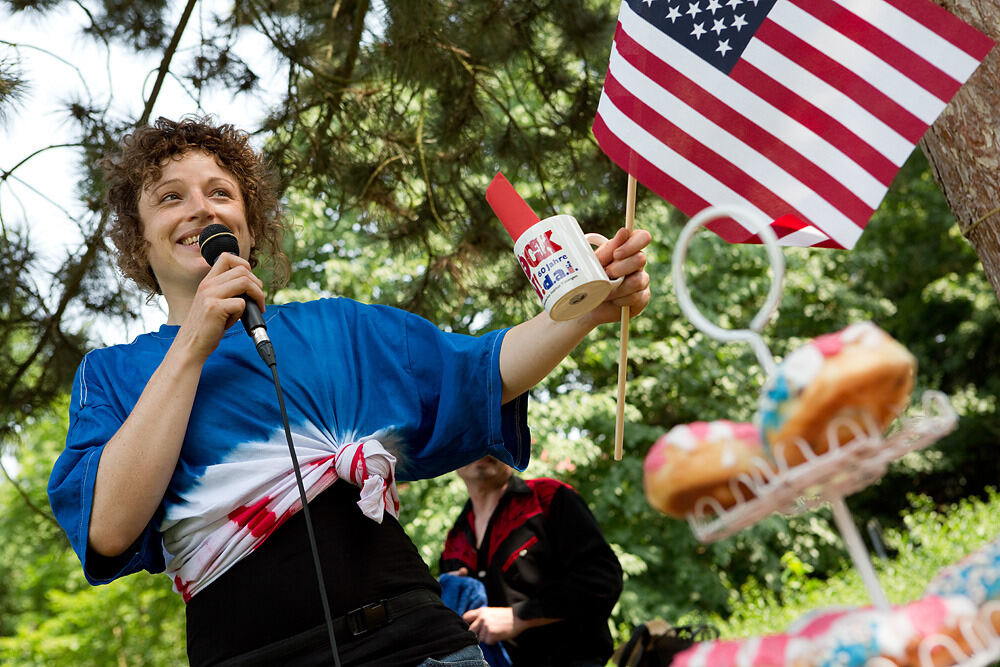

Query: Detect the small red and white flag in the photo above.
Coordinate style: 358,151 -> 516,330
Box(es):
593,0 -> 994,249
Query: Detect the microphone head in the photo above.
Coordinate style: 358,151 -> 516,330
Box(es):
199,224 -> 240,266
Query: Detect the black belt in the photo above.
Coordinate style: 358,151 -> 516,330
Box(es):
211,589 -> 444,667
332,588 -> 441,642
212,589 -> 445,666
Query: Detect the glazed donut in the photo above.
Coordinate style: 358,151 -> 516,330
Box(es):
757,322 -> 916,467
643,421 -> 768,518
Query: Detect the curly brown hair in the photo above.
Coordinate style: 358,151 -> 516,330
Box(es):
102,115 -> 289,296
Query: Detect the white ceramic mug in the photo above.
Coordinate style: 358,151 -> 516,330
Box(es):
512,214 -> 623,321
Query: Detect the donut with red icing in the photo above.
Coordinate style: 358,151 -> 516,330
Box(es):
757,322 -> 916,468
669,608 -> 852,667
643,420 -> 768,518
670,634 -> 801,667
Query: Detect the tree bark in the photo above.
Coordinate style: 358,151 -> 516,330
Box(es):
920,0 -> 1000,300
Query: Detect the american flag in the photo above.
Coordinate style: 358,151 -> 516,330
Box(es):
593,0 -> 994,248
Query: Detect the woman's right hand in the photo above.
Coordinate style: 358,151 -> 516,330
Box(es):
175,252 -> 266,363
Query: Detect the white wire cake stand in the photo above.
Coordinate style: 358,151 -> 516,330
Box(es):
671,206 -> 998,666
685,389 -> 958,544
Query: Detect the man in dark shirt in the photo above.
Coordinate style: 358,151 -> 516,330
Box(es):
440,456 -> 623,666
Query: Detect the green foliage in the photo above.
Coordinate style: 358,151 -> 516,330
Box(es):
0,401 -> 185,666
701,490 -> 1000,639
3,0 -> 1000,660
1,577 -> 185,667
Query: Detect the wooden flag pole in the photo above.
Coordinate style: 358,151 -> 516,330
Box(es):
613,174 -> 637,460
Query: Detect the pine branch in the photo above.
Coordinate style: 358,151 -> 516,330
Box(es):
138,0 -> 199,126
0,457 -> 59,528
1,212 -> 108,410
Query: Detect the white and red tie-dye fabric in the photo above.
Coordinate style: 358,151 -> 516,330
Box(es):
160,427 -> 399,602
334,440 -> 399,523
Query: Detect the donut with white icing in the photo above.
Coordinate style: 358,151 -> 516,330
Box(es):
643,420 -> 768,518
757,322 -> 916,467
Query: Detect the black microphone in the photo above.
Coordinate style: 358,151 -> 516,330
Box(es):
199,223 -> 276,366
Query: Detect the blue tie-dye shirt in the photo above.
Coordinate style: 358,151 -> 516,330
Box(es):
49,297 -> 530,587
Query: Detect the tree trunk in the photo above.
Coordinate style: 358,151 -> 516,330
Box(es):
920,0 -> 1000,300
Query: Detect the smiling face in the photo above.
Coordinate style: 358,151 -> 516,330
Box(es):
137,150 -> 254,302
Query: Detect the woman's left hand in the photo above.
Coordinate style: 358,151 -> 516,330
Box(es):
584,226 -> 652,326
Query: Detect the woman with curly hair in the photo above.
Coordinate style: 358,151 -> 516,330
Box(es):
48,115 -> 652,666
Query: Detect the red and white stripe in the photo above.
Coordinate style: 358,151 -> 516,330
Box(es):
593,0 -> 993,248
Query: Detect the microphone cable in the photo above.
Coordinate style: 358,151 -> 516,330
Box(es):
264,354 -> 342,667
199,225 -> 341,666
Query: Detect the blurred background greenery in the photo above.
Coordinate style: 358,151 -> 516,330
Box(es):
2,1 -> 998,664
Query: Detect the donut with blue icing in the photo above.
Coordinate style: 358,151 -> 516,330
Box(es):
925,537 -> 1000,607
757,322 -> 916,467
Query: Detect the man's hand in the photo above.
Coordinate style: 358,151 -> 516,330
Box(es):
463,606 -> 561,644
463,606 -> 518,644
